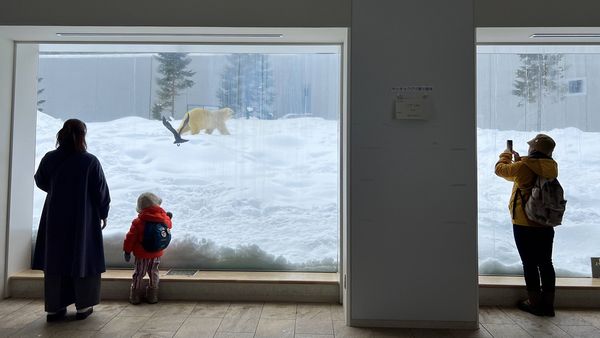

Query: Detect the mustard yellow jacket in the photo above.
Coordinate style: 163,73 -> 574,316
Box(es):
495,152 -> 558,226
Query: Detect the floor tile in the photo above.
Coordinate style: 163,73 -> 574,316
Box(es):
333,320 -> 377,337
96,315 -> 149,337
411,328 -> 455,337
9,317 -> 58,337
261,303 -> 297,320
516,320 -> 570,337
479,306 -> 514,324
0,304 -> 45,329
499,306 -> 552,326
558,325 -> 600,338
295,318 -> 333,335
136,314 -> 187,336
254,318 -> 295,338
482,323 -> 532,338
93,301 -> 127,314
155,302 -> 196,316
51,310 -> 117,331
549,309 -> 595,326
50,329 -> 97,337
216,303 -> 263,333
371,327 -> 414,337
0,299 -> 32,318
132,332 -> 175,338
218,315 -> 260,333
224,302 -> 263,319
174,317 -> 222,338
449,325 -> 493,338
213,332 -> 255,338
566,310 -> 600,328
190,302 -> 230,318
296,303 -> 331,321
0,328 -> 18,338
119,303 -> 161,317
330,304 -> 345,321
8,299 -> 600,338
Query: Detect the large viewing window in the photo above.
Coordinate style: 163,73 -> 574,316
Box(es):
33,44 -> 342,272
477,45 -> 600,277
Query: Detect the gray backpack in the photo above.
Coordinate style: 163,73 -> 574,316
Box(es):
523,176 -> 567,227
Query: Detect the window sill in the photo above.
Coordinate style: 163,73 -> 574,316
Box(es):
10,269 -> 339,285
8,269 -> 341,302
479,275 -> 600,289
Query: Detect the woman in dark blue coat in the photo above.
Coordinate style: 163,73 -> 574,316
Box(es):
33,119 -> 110,322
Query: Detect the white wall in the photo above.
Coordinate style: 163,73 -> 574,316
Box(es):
348,0 -> 478,328
0,0 -> 350,27
476,0 -> 600,27
5,0 -> 598,29
0,38 -> 14,297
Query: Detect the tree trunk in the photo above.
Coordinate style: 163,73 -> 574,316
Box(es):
537,58 -> 543,131
171,81 -> 176,118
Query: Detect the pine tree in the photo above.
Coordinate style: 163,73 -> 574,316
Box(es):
151,103 -> 164,120
153,53 -> 195,119
512,54 -> 568,130
217,54 -> 275,119
37,77 -> 46,112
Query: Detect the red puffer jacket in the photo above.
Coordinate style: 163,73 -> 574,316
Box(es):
123,205 -> 172,259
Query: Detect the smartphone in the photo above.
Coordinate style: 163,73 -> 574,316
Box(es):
507,139 -> 513,152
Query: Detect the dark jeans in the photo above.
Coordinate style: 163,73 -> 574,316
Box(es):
513,224 -> 556,293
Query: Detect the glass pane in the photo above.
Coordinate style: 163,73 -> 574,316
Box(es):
477,46 -> 600,277
34,44 -> 341,272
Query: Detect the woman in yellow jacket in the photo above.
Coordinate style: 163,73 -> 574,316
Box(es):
495,134 -> 558,317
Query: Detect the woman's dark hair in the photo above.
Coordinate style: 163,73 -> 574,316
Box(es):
56,119 -> 87,152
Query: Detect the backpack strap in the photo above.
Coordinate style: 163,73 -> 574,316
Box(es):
512,188 -> 527,220
512,174 -> 537,220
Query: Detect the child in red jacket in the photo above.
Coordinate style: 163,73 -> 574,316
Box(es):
123,192 -> 172,305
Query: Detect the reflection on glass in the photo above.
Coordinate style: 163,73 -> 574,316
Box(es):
477,46 -> 600,277
33,44 -> 341,272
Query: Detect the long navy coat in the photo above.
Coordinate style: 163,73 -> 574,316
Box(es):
32,147 -> 110,277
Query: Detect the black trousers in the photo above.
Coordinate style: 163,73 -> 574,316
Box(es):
44,273 -> 101,312
513,224 -> 556,293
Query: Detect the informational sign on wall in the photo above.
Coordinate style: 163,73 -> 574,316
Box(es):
392,86 -> 434,120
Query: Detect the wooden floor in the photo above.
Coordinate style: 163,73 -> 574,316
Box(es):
1,299 -> 600,337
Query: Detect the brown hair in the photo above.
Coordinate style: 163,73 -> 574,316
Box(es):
56,119 -> 87,152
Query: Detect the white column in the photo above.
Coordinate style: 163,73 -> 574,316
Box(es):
348,0 -> 477,328
5,43 -> 39,295
0,37 -> 15,298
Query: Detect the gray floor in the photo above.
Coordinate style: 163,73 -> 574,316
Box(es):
1,299 -> 599,337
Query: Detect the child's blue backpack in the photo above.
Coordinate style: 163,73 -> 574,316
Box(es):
142,221 -> 171,252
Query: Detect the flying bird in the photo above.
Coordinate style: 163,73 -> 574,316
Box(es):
162,115 -> 189,146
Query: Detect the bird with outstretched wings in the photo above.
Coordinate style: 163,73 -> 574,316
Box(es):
162,115 -> 189,146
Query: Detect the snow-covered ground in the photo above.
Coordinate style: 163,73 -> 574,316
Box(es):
33,113 -> 600,276
33,113 -> 340,271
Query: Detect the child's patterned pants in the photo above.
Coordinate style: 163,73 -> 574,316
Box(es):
131,257 -> 160,290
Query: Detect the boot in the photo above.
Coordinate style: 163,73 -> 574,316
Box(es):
541,291 -> 555,317
129,286 -> 141,305
517,291 -> 544,316
146,286 -> 159,304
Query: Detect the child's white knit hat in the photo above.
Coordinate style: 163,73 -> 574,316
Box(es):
136,192 -> 162,212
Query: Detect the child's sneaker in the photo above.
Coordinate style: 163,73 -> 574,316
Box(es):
146,286 -> 159,304
129,286 -> 141,305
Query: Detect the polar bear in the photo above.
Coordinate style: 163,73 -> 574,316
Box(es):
177,107 -> 233,135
